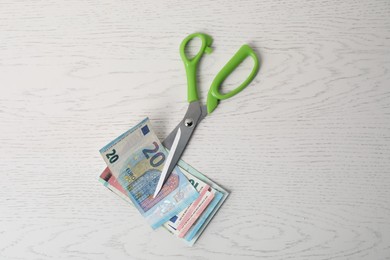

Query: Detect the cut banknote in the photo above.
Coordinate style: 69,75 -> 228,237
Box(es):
99,159 -> 229,245
163,166 -> 214,236
99,118 -> 199,229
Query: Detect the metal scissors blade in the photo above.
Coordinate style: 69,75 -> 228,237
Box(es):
154,101 -> 207,197
153,127 -> 182,198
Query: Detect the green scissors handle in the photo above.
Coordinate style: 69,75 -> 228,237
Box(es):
180,33 -> 213,103
206,44 -> 259,113
180,33 -> 260,113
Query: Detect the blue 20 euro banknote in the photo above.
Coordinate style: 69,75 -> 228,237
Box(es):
100,118 -> 199,229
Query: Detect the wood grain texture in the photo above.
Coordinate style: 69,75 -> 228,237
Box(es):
1,0 -> 389,259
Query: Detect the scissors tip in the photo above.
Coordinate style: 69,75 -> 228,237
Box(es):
152,188 -> 160,198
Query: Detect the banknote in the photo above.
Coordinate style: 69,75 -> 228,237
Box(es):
176,160 -> 228,244
163,168 -> 210,235
99,160 -> 229,245
177,185 -> 215,238
184,191 -> 223,242
99,118 -> 199,229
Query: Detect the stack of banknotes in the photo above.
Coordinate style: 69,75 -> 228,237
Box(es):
98,118 -> 229,245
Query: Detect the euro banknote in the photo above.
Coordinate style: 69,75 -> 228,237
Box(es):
175,160 -> 228,243
163,167 -> 212,235
99,118 -> 199,229
99,159 -> 229,245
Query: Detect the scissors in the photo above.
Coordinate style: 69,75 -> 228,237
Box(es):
153,32 -> 260,197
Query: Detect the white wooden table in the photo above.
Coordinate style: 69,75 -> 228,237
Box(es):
1,0 -> 389,259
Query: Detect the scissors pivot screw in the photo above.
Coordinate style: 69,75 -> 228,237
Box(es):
184,118 -> 194,127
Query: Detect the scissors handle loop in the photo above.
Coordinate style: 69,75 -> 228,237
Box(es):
180,33 -> 213,103
207,44 -> 259,114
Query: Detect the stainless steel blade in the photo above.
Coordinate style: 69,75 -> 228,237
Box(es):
158,101 -> 204,189
162,103 -> 207,149
162,124 -> 180,150
153,128 -> 182,198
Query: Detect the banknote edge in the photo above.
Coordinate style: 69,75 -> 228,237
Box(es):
99,117 -> 149,153
184,191 -> 223,242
